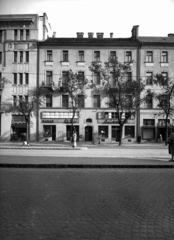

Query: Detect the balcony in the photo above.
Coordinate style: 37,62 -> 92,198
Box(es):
61,61 -> 69,67
45,61 -> 53,66
160,62 -> 169,67
145,62 -> 154,67
42,81 -> 58,91
77,61 -> 85,67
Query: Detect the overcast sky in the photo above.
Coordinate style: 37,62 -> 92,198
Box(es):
0,0 -> 174,38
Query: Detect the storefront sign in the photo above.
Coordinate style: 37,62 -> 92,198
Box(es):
97,119 -> 135,124
42,119 -> 79,123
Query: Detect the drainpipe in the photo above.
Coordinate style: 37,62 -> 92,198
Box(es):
36,41 -> 40,142
136,43 -> 141,140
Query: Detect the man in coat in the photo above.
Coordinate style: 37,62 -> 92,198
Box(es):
168,131 -> 174,161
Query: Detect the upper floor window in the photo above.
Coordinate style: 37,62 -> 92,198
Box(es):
13,73 -> 17,85
78,95 -> 84,108
146,72 -> 153,85
19,73 -> 23,85
20,30 -> 23,41
25,95 -> 28,103
161,51 -> 168,63
124,72 -> 132,81
94,71 -> 100,85
46,71 -> 53,85
0,52 -> 2,64
25,73 -> 29,85
47,50 -> 52,61
143,119 -> 155,126
110,72 -> 115,87
159,95 -> 168,108
162,72 -> 168,81
145,95 -> 153,109
14,51 -> 17,63
20,51 -> 23,63
14,30 -> 18,41
125,51 -> 132,62
63,50 -> 68,62
110,51 -> 116,59
13,96 -> 17,107
62,71 -> 69,86
93,95 -> 100,108
46,95 -> 52,107
25,52 -> 29,63
0,30 -> 3,42
19,95 -> 23,102
94,51 -> 100,61
78,71 -> 85,85
62,95 -> 69,108
146,51 -> 153,63
78,51 -> 84,61
26,30 -> 30,40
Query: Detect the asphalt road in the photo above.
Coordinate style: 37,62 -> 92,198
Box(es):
0,168 -> 174,240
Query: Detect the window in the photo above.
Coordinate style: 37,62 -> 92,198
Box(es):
62,71 -> 68,86
162,72 -> 168,81
125,126 -> 135,138
109,95 -> 114,106
25,96 -> 28,103
46,71 -> 52,85
159,95 -> 168,108
20,30 -> 23,40
25,73 -> 29,85
94,71 -> 100,85
19,73 -> 23,85
19,95 -> 23,102
146,72 -> 153,85
161,51 -> 168,63
78,71 -> 84,85
78,51 -> 84,61
93,95 -> 100,108
14,51 -> 17,63
124,72 -> 132,81
20,51 -> 23,63
98,126 -> 108,138
125,94 -> 133,108
143,119 -> 155,126
26,30 -> 29,40
46,95 -> 52,107
0,30 -> 3,42
145,95 -> 153,109
78,95 -> 84,108
47,50 -> 52,61
110,51 -> 116,58
110,72 -> 115,87
125,51 -> 132,62
0,52 -> 2,64
25,52 -> 29,62
13,96 -> 17,107
14,30 -> 18,41
62,95 -> 69,108
63,51 -> 68,62
146,51 -> 153,62
13,73 -> 17,85
94,51 -> 100,61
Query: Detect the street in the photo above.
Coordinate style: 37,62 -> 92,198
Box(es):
0,168 -> 174,240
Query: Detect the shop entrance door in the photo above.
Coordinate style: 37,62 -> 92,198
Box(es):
112,126 -> 120,142
66,125 -> 79,141
52,126 -> 56,141
85,126 -> 93,141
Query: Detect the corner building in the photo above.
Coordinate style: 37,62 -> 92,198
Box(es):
38,29 -> 140,142
0,13 -> 51,141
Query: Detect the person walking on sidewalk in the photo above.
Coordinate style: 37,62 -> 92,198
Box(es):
168,131 -> 174,161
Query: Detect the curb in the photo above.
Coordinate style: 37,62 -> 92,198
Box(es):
0,164 -> 174,168
0,147 -> 88,150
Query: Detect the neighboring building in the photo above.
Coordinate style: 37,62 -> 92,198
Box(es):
38,29 -> 140,142
0,13 -> 52,141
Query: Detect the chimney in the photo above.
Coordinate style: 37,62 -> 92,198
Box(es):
88,32 -> 94,38
168,33 -> 174,37
76,32 -> 84,38
96,32 -> 104,39
110,33 -> 113,38
52,32 -> 56,38
131,25 -> 139,40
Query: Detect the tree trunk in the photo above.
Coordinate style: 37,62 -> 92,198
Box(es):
165,120 -> 168,146
119,125 -> 123,146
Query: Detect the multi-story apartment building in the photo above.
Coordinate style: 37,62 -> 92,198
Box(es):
37,28 -> 140,142
0,13 -> 52,141
37,26 -> 174,143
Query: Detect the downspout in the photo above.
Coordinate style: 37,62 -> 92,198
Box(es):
136,42 -> 141,140
36,41 -> 40,142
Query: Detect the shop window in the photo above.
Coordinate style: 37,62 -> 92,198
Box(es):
125,126 -> 135,138
143,119 -> 155,126
98,126 -> 108,138
43,125 -> 52,137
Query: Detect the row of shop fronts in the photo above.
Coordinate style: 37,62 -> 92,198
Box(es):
9,111 -> 174,142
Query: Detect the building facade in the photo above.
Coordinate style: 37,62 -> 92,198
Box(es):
0,13 -> 51,141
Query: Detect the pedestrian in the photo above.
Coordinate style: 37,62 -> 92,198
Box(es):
168,131 -> 174,161
20,132 -> 24,142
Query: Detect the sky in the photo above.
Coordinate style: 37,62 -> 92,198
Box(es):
0,0 -> 174,38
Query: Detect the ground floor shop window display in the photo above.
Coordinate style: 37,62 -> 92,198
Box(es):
98,126 -> 108,142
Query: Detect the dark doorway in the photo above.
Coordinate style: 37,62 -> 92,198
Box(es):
66,125 -> 79,141
112,126 -> 120,142
85,126 -> 93,141
52,125 -> 56,141
125,126 -> 135,138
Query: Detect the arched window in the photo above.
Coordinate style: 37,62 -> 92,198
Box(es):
86,118 -> 92,123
